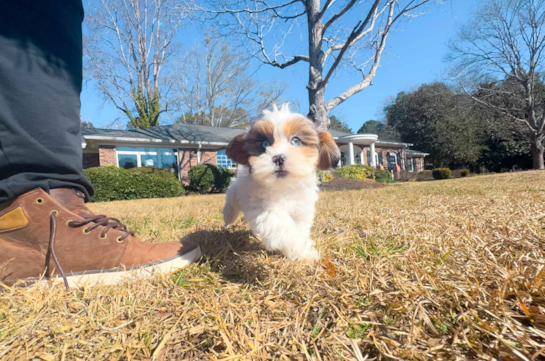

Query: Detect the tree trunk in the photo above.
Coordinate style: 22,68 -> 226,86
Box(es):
306,0 -> 329,129
531,138 -> 545,170
308,87 -> 328,129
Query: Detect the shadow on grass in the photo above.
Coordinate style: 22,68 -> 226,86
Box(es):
180,228 -> 271,284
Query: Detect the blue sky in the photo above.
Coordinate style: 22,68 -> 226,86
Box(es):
80,0 -> 478,132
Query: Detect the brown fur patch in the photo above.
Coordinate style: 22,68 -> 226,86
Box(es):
282,117 -> 320,147
318,131 -> 341,170
302,145 -> 320,159
244,120 -> 275,156
225,134 -> 250,166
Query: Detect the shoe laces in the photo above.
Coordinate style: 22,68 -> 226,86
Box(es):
68,215 -> 135,241
47,214 -> 135,290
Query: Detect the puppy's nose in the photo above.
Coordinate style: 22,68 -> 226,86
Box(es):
272,154 -> 286,166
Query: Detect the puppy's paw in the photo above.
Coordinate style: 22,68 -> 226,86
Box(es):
299,246 -> 320,264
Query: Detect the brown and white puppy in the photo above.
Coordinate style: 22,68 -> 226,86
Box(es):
223,104 -> 340,261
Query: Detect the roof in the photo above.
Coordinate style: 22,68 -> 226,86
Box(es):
83,124 -> 353,144
82,123 -> 246,146
406,149 -> 429,156
81,124 -> 428,157
328,129 -> 353,138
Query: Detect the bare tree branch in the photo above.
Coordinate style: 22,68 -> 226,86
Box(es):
321,0 -> 381,88
322,0 -> 357,34
448,0 -> 545,169
194,0 -> 438,128
85,0 -> 187,128
173,38 -> 289,127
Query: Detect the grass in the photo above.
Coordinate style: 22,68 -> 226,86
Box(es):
1,171 -> 545,360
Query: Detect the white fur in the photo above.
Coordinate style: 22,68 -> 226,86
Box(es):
223,104 -> 321,262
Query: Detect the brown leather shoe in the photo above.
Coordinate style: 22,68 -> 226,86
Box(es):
0,188 -> 201,289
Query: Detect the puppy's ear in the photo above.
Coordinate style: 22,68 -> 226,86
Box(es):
317,131 -> 341,170
226,134 -> 250,166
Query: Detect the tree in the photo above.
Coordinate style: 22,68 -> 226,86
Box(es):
81,120 -> 95,128
385,83 -> 485,168
174,38 -> 287,127
472,80 -> 534,172
447,0 -> 545,169
85,0 -> 187,128
328,115 -> 352,133
357,119 -> 400,141
192,0 -> 439,129
357,120 -> 382,134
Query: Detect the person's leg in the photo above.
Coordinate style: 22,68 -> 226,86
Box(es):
0,0 -> 201,288
0,0 -> 93,202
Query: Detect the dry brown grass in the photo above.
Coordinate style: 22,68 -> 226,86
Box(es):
2,171 -> 545,360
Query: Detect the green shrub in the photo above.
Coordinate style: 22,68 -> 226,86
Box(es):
461,169 -> 470,177
353,165 -> 375,178
375,170 -> 392,183
217,168 -> 236,192
334,165 -> 367,181
319,172 -> 334,183
432,168 -> 452,180
84,166 -> 185,202
128,166 -> 177,180
188,164 -> 235,194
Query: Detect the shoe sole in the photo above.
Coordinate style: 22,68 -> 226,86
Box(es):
9,246 -> 202,289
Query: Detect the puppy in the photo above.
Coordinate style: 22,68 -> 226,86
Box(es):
223,104 -> 340,262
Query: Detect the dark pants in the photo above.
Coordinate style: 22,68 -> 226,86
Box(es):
0,0 -> 94,203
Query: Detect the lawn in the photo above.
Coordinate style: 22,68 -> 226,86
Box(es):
2,171 -> 545,360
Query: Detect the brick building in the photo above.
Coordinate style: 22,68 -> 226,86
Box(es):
81,124 -> 427,183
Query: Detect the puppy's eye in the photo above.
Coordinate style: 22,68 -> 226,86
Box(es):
291,137 -> 301,146
262,140 -> 271,148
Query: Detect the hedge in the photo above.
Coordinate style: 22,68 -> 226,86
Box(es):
334,165 -> 367,181
128,166 -> 177,179
432,168 -> 452,180
318,171 -> 334,183
375,170 -> 392,183
84,166 -> 185,202
188,164 -> 236,194
357,165 -> 375,178
461,169 -> 470,177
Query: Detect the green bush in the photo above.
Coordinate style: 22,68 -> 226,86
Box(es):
84,166 -> 185,202
188,164 -> 235,194
334,165 -> 367,181
354,164 -> 375,178
319,172 -> 334,183
375,170 -> 392,183
461,169 -> 470,177
432,168 -> 452,180
217,168 -> 236,192
128,166 -> 177,180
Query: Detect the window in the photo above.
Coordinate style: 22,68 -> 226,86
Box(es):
387,152 -> 397,171
217,150 -> 237,169
116,147 -> 178,177
407,158 -> 415,172
118,154 -> 138,169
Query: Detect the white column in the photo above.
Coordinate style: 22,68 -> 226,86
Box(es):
370,142 -> 376,167
360,148 -> 365,165
348,142 -> 355,165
